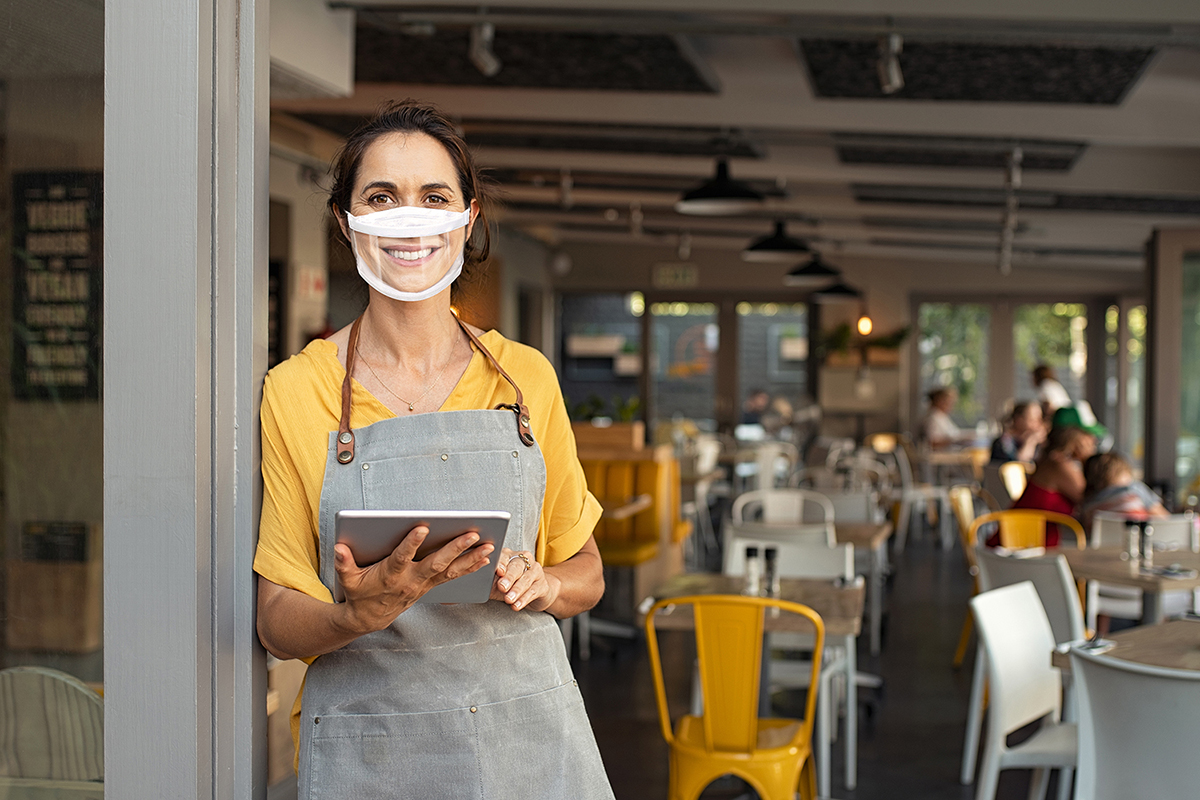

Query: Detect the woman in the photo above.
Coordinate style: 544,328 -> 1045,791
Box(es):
254,101 -> 614,798
989,401 -> 1046,463
920,387 -> 970,449
990,425 -> 1096,547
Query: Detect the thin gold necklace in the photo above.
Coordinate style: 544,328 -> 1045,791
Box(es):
355,344 -> 456,412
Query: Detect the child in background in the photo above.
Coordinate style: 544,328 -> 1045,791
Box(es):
1077,452 -> 1168,533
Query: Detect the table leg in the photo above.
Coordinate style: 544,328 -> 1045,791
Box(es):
870,543 -> 885,656
845,633 -> 857,790
1141,590 -> 1165,625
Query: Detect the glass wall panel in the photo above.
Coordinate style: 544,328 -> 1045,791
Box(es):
917,303 -> 990,427
1013,302 -> 1087,404
1125,304 -> 1147,469
736,301 -> 808,428
558,292 -> 643,423
649,301 -> 717,437
1,0 -> 105,788
1179,256 -> 1200,497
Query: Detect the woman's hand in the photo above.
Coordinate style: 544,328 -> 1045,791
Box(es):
335,526 -> 495,635
492,548 -> 561,613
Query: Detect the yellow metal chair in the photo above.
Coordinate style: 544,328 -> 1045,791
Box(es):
948,485 -> 998,668
970,509 -> 1085,550
998,460 -> 1031,502
645,594 -> 824,800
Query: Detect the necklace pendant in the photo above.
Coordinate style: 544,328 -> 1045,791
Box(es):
408,403 -> 415,411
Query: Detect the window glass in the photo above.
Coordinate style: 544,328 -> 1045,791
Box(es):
1013,302 -> 1087,404
917,303 -> 989,427
1179,255 -> 1200,496
736,301 -> 808,427
558,292 -> 642,423
649,301 -> 717,437
1,0 -> 106,787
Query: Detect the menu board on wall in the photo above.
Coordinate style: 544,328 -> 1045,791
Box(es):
11,172 -> 103,400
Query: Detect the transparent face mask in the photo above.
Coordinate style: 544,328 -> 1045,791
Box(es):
346,206 -> 472,302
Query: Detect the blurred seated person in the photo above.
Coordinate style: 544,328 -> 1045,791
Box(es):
989,401 -> 1046,463
987,425 -> 1096,547
760,395 -> 793,438
920,387 -> 974,449
1077,451 -> 1167,532
1032,363 -> 1071,415
1052,400 -> 1113,452
741,388 -> 770,425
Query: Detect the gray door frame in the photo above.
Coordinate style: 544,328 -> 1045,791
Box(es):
1146,228 -> 1200,490
104,0 -> 268,797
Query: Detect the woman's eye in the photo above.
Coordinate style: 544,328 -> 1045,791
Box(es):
368,193 -> 394,206
425,194 -> 448,205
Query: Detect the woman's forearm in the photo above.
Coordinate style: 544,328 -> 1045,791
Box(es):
256,576 -> 366,660
542,537 -> 605,619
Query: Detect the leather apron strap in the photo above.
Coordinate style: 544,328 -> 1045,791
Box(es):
336,313 -> 534,465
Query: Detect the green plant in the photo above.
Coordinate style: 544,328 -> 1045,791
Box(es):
612,395 -> 642,422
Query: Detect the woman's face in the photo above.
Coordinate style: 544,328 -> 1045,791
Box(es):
1073,434 -> 1098,462
344,132 -> 478,297
1014,405 -> 1042,435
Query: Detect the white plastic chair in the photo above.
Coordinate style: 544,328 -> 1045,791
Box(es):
0,666 -> 104,796
753,441 -> 800,490
1086,512 -> 1196,629
723,536 -> 854,800
865,432 -> 951,551
730,488 -> 836,547
969,582 -> 1077,800
1070,646 -> 1200,800
964,551 -> 1085,795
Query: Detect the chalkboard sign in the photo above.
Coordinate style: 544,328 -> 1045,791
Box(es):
21,521 -> 91,562
11,172 -> 103,400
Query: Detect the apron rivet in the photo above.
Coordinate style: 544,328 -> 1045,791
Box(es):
470,706 -> 477,713
441,454 -> 449,461
520,415 -> 530,427
337,451 -> 352,464
314,717 -> 320,724
362,463 -> 370,470
512,451 -> 518,458
338,431 -> 352,445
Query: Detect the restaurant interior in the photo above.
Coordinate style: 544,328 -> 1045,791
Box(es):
5,0 -> 1200,798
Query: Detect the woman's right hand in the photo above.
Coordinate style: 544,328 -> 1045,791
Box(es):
333,526 -> 494,635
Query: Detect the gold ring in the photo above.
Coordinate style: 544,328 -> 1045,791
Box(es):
507,552 -> 532,571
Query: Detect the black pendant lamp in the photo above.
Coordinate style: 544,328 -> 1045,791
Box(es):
783,252 -> 841,286
811,281 -> 863,303
742,221 -> 811,262
674,158 -> 764,215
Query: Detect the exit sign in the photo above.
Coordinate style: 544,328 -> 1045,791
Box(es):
652,263 -> 698,288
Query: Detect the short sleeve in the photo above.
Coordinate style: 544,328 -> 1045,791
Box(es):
527,359 -> 601,567
253,372 -> 334,603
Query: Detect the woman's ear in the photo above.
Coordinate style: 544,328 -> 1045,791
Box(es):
334,205 -> 351,244
464,198 -> 480,240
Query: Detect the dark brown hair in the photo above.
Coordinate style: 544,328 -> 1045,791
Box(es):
1042,424 -> 1089,458
327,99 -> 492,276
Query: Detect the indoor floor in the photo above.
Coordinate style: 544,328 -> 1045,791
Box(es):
579,528 -> 1052,800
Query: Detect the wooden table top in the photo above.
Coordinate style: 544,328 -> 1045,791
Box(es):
1062,547 -> 1200,592
729,520 -> 894,551
646,573 -> 865,637
1052,619 -> 1200,673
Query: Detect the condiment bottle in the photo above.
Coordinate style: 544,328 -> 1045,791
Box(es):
1140,523 -> 1154,570
743,546 -> 762,596
763,547 -> 780,598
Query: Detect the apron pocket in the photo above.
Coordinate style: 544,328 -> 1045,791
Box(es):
306,708 -> 482,800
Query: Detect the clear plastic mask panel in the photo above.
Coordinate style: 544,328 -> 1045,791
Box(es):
346,207 -> 472,302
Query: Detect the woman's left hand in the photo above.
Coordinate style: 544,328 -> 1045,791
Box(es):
492,548 -> 560,612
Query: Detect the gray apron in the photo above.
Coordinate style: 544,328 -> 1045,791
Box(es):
298,317 -> 613,800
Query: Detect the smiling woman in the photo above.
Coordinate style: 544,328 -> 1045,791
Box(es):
254,100 -> 614,798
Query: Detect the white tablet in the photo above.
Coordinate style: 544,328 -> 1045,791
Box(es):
333,509 -> 510,604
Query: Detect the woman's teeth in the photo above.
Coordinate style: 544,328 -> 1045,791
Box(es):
387,247 -> 433,261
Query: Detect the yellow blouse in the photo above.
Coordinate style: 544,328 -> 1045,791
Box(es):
253,329 -> 601,601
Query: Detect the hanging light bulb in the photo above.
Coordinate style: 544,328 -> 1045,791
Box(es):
857,314 -> 874,336
783,252 -> 842,286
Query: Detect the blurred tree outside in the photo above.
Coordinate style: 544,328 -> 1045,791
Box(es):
918,303 -> 989,426
1013,303 -> 1088,402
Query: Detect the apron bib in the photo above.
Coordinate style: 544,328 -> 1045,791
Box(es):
297,318 -> 613,800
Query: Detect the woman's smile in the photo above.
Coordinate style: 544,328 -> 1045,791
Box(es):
380,241 -> 440,267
